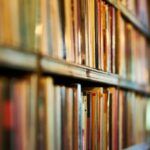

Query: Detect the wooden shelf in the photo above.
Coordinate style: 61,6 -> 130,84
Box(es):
118,78 -> 150,95
0,48 -> 37,71
106,0 -> 150,38
124,143 -> 150,150
41,56 -> 150,95
0,48 -> 149,95
41,57 -> 119,85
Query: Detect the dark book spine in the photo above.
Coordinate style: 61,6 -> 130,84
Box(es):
80,0 -> 86,65
59,0 -> 66,59
109,93 -> 112,150
61,86 -> 66,150
36,79 -> 46,150
77,84 -> 83,150
87,93 -> 91,150
73,86 -> 78,150
2,80 -> 15,150
95,0 -> 99,69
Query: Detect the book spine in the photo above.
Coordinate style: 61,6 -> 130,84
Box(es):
0,80 -> 2,150
88,0 -> 96,68
64,0 -> 75,62
36,79 -> 46,150
66,88 -> 73,149
87,93 -> 92,150
54,86 -> 62,150
91,93 -> 97,150
73,86 -> 79,150
28,76 -> 38,150
100,1 -> 104,71
82,93 -> 87,150
45,78 -> 55,150
61,86 -> 66,150
77,84 -> 83,150
96,0 -> 102,70
2,79 -> 15,150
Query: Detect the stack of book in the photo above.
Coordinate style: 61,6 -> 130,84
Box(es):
0,75 -> 37,150
0,76 -> 150,150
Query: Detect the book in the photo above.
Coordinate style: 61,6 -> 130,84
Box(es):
109,88 -> 119,150
82,92 -> 87,150
87,0 -> 96,68
73,84 -> 82,150
0,75 -> 37,150
116,12 -> 126,78
96,0 -> 103,70
63,0 -> 75,62
109,6 -> 116,74
54,86 -> 61,150
41,0 -> 64,57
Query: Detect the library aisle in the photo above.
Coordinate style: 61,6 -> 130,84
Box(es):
0,0 -> 150,149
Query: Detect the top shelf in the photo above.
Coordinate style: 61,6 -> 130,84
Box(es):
106,0 -> 150,38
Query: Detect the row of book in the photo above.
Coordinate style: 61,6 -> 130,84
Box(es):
0,75 -> 37,150
0,0 -> 149,84
119,0 -> 149,26
117,13 -> 149,85
0,75 -> 150,150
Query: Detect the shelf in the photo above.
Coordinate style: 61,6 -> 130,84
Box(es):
106,0 -> 150,38
0,48 -> 149,95
41,57 -> 119,85
0,48 -> 37,71
124,143 -> 150,150
41,57 -> 150,95
118,78 -> 150,95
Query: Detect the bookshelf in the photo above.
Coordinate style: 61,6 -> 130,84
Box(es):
0,0 -> 150,150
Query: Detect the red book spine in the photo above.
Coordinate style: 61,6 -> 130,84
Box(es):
2,80 -> 15,150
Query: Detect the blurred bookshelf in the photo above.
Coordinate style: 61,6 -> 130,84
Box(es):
0,0 -> 150,150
